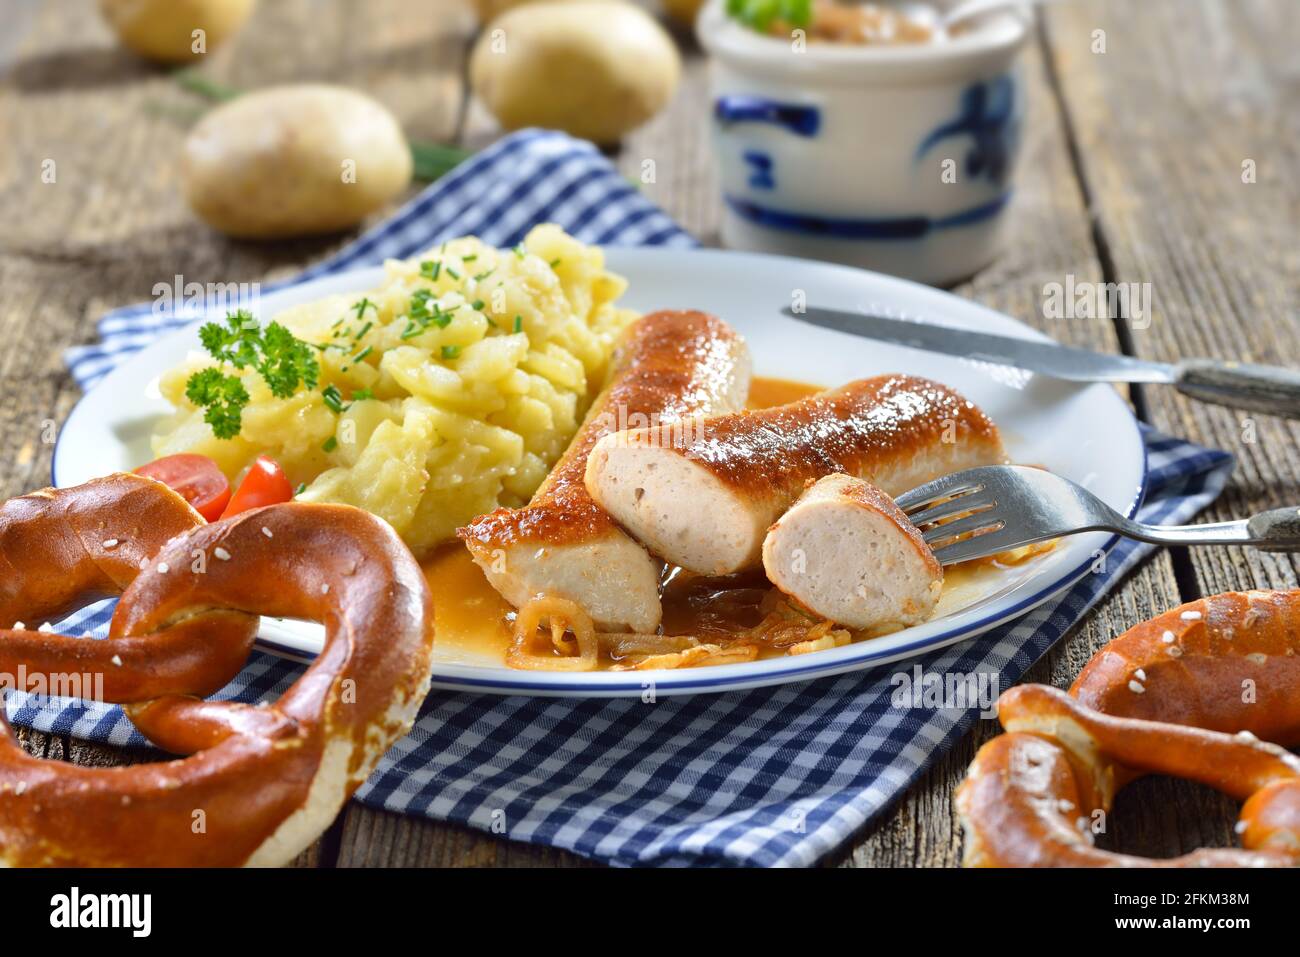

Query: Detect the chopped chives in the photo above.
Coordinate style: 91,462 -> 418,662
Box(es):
322,384 -> 344,413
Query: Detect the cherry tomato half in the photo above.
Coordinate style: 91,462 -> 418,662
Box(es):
135,453 -> 231,522
221,455 -> 294,519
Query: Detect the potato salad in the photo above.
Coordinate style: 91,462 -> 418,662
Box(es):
151,225 -> 638,556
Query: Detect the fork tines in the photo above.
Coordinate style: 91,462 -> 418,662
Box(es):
895,467 -> 1017,565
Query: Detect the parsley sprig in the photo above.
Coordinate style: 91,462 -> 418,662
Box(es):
185,310 -> 320,440
184,368 -> 249,441
726,0 -> 811,31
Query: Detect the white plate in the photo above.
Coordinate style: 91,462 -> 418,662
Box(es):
54,248 -> 1145,697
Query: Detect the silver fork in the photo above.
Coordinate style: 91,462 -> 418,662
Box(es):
895,465 -> 1300,565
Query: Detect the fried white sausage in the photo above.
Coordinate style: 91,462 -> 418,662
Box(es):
763,473 -> 942,631
458,310 -> 751,632
585,375 -> 1005,575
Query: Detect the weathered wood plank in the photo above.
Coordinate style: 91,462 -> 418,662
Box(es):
1042,0 -> 1300,602
620,52 -> 720,244
336,807 -> 593,868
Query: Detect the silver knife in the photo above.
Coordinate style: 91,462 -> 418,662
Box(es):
783,305 -> 1300,419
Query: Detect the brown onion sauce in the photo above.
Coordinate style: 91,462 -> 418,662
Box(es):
658,565 -> 774,640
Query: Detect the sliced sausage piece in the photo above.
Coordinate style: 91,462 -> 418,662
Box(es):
584,375 -> 1005,576
457,309 -> 751,632
763,474 -> 942,631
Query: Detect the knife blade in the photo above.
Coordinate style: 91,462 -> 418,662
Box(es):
784,305 -> 1173,383
782,305 -> 1300,418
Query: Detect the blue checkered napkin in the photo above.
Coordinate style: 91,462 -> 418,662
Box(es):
42,130 -> 1234,867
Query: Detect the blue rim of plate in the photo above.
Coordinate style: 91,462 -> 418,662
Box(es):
50,264 -> 1149,697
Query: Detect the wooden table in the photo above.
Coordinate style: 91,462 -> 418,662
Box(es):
0,0 -> 1295,867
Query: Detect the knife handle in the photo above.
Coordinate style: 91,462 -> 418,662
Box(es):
1246,506 -> 1300,552
1173,359 -> 1300,419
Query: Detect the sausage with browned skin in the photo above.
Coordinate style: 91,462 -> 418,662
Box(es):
458,310 -> 751,632
585,375 -> 1006,576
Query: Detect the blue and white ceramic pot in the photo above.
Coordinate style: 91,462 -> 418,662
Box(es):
698,1 -> 1029,286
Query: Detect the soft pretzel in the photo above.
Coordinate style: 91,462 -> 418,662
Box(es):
1071,589 -> 1300,739
0,474 -> 435,866
957,590 -> 1300,867
0,475 -> 260,700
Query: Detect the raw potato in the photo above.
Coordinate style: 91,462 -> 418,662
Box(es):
182,85 -> 413,239
470,1 -> 681,144
99,0 -> 257,63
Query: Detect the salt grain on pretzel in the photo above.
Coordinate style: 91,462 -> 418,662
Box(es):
0,473 -> 435,867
